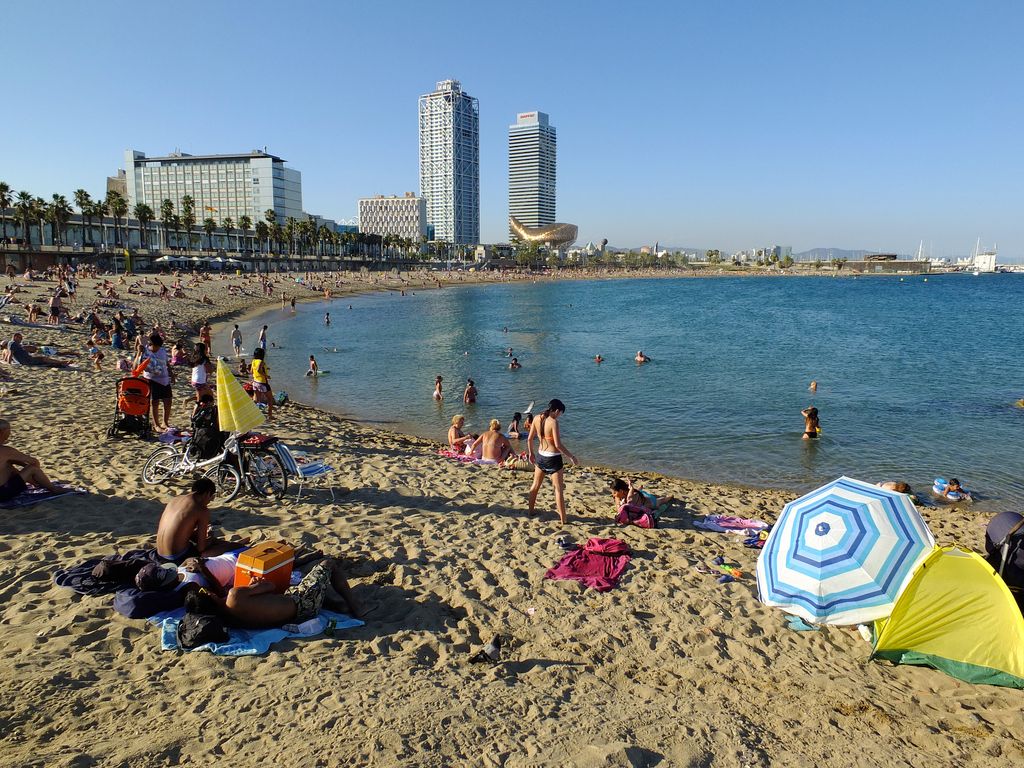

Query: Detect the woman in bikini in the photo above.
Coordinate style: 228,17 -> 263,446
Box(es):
433,375 -> 444,401
527,399 -> 578,525
447,414 -> 473,452
801,407 -> 820,439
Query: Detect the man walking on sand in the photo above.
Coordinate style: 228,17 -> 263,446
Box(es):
231,324 -> 242,357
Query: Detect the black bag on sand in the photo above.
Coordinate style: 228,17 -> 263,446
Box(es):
176,612 -> 229,650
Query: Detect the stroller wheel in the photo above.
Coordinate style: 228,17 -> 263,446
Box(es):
106,427 -> 116,438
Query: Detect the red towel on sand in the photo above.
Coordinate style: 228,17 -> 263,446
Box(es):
544,538 -> 631,592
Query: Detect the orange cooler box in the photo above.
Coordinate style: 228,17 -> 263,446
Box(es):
233,542 -> 295,593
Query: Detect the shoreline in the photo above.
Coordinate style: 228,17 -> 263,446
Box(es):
220,271 -> 1004,515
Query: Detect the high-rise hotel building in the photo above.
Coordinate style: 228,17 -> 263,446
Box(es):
508,111 -> 556,240
124,149 -> 304,225
418,80 -> 479,244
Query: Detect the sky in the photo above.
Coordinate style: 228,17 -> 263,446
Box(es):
2,0 -> 1022,259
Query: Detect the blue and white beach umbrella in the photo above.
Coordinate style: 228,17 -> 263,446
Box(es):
756,476 -> 935,626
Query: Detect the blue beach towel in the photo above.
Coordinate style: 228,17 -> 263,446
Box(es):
159,610 -> 363,655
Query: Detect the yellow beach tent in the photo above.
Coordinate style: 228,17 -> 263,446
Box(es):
871,546 -> 1024,688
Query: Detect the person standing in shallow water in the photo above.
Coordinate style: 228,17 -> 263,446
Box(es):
527,399 -> 578,525
802,407 -> 820,439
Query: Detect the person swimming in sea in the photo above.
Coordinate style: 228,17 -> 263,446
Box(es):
306,354 -> 319,377
635,350 -> 651,364
809,380 -> 818,392
801,407 -> 820,439
324,312 -> 331,326
433,375 -> 443,401
594,354 -> 604,364
508,357 -> 521,370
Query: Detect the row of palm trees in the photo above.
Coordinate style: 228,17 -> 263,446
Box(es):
0,181 -> 431,262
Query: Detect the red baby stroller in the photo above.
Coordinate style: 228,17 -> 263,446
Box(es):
108,376 -> 152,438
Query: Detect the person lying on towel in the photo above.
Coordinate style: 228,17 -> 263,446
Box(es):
185,557 -> 367,628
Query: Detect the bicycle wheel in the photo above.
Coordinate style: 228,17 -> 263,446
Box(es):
205,462 -> 243,502
246,448 -> 288,499
141,446 -> 182,485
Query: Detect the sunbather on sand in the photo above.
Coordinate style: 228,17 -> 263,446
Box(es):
609,478 -> 676,511
156,478 -> 247,564
0,418 -> 63,502
187,557 -> 366,627
469,419 -> 513,463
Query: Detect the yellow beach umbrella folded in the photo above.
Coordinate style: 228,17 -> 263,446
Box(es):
216,358 -> 265,434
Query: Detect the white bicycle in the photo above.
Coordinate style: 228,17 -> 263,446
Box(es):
141,432 -> 287,502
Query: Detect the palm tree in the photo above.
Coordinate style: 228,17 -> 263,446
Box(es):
203,218 -> 217,251
0,182 -> 11,243
133,203 -> 154,248
221,217 -> 234,253
254,220 -> 269,255
13,192 -> 34,254
169,214 -> 181,251
73,189 -> 93,246
106,191 -> 128,247
49,194 -> 73,248
271,223 -> 284,255
160,198 -> 175,250
91,199 -> 108,248
283,218 -> 296,256
238,215 -> 252,254
181,195 -> 196,252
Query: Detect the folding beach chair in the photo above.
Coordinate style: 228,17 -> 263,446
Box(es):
275,442 -> 336,502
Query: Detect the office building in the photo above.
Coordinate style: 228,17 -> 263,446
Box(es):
508,111 -> 556,240
124,149 -> 304,225
418,80 -> 479,244
358,194 -> 428,241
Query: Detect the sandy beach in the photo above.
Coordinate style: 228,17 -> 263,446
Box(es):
0,269 -> 1020,768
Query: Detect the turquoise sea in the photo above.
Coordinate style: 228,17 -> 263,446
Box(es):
230,274 -> 1024,512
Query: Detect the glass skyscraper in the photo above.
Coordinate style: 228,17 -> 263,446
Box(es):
508,111 -> 556,241
418,80 -> 480,245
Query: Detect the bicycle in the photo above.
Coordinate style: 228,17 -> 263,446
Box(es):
141,431 -> 287,502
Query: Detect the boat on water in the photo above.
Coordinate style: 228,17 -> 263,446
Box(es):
971,238 -> 998,273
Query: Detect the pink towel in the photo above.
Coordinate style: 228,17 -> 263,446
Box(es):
544,538 -> 631,592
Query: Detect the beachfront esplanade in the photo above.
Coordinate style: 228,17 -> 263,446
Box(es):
124,148 -> 304,226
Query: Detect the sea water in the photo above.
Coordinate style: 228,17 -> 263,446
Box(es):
232,274 -> 1024,512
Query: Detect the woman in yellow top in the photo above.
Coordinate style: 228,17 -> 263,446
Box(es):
250,347 -> 274,420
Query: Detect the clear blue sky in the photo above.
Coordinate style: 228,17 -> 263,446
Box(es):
3,0 -> 1022,258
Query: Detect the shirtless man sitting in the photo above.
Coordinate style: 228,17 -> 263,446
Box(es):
187,557 -> 365,627
156,478 -> 246,564
0,418 -> 63,502
470,419 -> 513,463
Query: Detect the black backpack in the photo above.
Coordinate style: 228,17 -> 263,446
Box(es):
190,406 -> 227,460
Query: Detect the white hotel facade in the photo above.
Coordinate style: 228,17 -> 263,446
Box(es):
358,194 -> 428,241
418,80 -> 480,244
508,111 -> 556,239
124,149 -> 304,226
